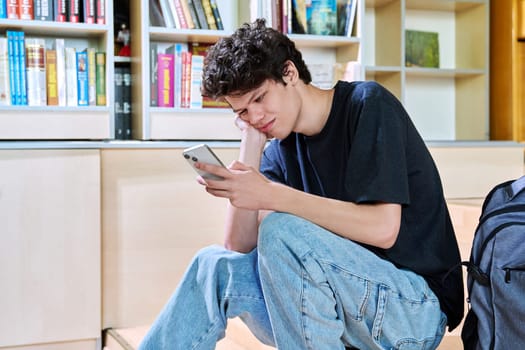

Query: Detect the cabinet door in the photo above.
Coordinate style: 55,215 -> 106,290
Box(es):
0,150 -> 101,347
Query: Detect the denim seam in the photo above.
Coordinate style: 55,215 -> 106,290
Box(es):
190,318 -> 223,350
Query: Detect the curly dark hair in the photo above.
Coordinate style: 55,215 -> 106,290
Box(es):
202,18 -> 312,99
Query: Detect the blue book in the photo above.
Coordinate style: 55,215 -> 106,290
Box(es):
76,50 -> 89,106
6,31 -> 18,105
0,0 -> 7,19
17,31 -> 28,105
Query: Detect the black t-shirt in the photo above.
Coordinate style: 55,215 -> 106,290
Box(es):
260,80 -> 464,330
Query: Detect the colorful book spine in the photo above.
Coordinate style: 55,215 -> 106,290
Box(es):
200,0 -> 217,29
122,67 -> 132,138
149,42 -> 158,106
114,66 -> 124,138
86,47 -> 96,105
68,0 -> 80,22
0,0 -> 7,18
54,38 -> 66,106
180,50 -> 192,108
17,31 -> 27,105
25,38 -> 47,106
7,0 -> 19,19
54,0 -> 68,22
180,0 -> 195,29
34,0 -> 53,20
173,0 -> 189,29
65,47 -> 77,106
95,52 -> 106,105
157,53 -> 174,107
209,0 -> 223,30
83,0 -> 95,23
76,50 -> 89,106
165,42 -> 187,108
96,0 -> 105,24
0,38 -> 10,105
191,0 -> 208,30
45,49 -> 58,105
18,0 -> 33,19
189,54 -> 203,109
6,31 -> 17,105
186,0 -> 200,29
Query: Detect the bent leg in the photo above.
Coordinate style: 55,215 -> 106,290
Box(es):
139,245 -> 275,350
257,212 -> 446,350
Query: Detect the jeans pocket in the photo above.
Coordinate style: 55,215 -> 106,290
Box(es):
372,284 -> 446,350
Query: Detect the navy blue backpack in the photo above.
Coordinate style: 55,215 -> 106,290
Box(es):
461,176 -> 525,349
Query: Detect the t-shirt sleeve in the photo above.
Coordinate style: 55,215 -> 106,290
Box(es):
345,84 -> 410,205
260,140 -> 286,184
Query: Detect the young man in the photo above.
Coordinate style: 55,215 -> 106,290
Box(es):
139,19 -> 464,350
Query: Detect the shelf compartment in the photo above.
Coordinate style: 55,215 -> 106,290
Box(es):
0,108 -> 111,140
149,109 -> 240,140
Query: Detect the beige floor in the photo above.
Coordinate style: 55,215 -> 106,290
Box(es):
104,201 -> 480,350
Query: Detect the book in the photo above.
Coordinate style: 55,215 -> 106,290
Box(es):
149,0 -> 166,27
76,50 -> 89,106
68,0 -> 80,22
25,38 -> 47,106
405,29 -> 439,68
180,0 -> 195,29
150,42 -> 159,106
180,50 -> 192,108
337,0 -> 357,37
96,0 -> 105,24
17,31 -> 27,105
18,0 -> 32,19
165,42 -> 187,108
95,52 -> 106,105
83,0 -> 95,23
34,0 -> 53,20
189,54 -> 203,108
190,42 -> 229,108
209,0 -> 223,30
173,0 -> 189,29
186,0 -> 200,29
292,0 -> 306,34
0,38 -> 10,105
122,66 -> 132,139
308,63 -> 333,89
54,38 -> 67,106
200,0 -> 217,29
45,49 -> 58,105
5,31 -> 17,105
157,53 -> 174,107
306,0 -> 337,35
158,0 -> 175,27
86,47 -> 96,105
65,47 -> 78,106
114,66 -> 125,139
54,0 -> 68,22
0,0 -> 7,19
191,0 -> 208,30
7,0 -> 19,19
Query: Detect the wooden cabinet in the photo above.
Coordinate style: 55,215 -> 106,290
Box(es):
490,0 -> 525,141
0,149 -> 101,349
363,0 -> 489,141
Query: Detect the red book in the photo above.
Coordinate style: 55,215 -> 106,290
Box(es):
7,0 -> 20,19
83,0 -> 96,23
18,0 -> 33,19
180,51 -> 192,108
157,53 -> 174,107
55,0 -> 68,22
96,0 -> 105,24
68,0 -> 80,22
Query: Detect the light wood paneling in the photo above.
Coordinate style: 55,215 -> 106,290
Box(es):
0,150 -> 101,347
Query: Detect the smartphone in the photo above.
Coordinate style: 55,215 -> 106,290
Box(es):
182,144 -> 226,181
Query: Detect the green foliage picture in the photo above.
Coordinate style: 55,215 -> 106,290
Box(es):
405,30 -> 440,68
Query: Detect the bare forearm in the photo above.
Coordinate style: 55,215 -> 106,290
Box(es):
268,182 -> 401,249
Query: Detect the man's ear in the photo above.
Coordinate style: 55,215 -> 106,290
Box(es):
283,60 -> 299,84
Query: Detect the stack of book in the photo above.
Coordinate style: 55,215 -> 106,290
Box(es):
150,41 -> 228,109
0,0 -> 106,24
0,31 -> 106,107
150,0 -> 223,30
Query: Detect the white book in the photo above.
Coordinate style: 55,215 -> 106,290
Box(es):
25,38 -> 47,106
55,39 -> 67,106
65,47 -> 78,106
189,54 -> 203,109
0,38 -> 10,106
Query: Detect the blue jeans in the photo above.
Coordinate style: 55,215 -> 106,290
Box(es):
139,212 -> 447,350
